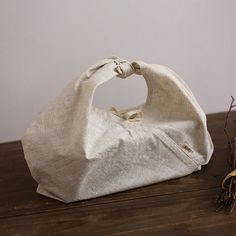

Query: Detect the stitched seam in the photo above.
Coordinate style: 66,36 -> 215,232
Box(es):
155,128 -> 200,168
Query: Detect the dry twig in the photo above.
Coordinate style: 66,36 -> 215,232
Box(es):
217,96 -> 236,213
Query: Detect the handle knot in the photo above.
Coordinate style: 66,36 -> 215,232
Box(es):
112,57 -> 135,79
111,107 -> 143,122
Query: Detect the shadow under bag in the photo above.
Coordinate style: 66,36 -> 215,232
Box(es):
22,56 -> 214,203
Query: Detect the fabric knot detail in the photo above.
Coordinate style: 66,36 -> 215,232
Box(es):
111,107 -> 143,122
113,58 -> 135,79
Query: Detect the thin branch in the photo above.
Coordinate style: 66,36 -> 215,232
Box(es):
224,96 -> 235,152
217,96 -> 236,213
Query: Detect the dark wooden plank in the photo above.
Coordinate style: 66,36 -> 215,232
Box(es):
0,112 -> 231,218
0,187 -> 233,236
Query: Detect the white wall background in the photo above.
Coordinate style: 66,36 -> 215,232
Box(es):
0,0 -> 236,143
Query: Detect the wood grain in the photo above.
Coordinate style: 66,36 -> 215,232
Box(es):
0,112 -> 234,235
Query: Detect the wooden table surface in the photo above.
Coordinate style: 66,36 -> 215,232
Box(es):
0,112 -> 236,236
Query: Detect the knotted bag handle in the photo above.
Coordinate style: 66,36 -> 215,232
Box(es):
73,56 -> 206,125
74,56 -> 142,91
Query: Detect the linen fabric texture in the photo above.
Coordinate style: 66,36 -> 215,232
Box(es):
22,57 -> 214,203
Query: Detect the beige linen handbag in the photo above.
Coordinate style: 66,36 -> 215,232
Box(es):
22,56 -> 214,203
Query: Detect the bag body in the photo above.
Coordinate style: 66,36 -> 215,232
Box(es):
22,57 -> 214,203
